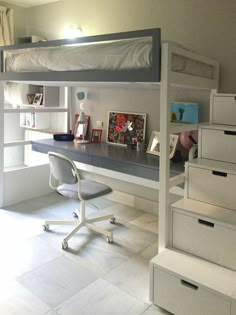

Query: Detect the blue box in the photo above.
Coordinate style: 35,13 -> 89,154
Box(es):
170,102 -> 198,124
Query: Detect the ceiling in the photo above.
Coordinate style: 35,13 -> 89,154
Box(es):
4,0 -> 60,8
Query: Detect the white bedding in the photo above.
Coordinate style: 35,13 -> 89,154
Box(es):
5,38 -> 215,80
5,38 -> 152,72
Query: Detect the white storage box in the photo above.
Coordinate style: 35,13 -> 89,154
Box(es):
150,250 -> 235,315
199,124 -> 236,163
171,199 -> 236,271
185,159 -> 236,211
211,94 -> 236,125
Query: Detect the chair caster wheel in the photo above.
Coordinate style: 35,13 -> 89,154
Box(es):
62,240 -> 68,250
72,211 -> 78,218
42,224 -> 49,232
106,236 -> 113,244
109,217 -> 116,224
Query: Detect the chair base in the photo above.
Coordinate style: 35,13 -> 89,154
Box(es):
43,213 -> 115,249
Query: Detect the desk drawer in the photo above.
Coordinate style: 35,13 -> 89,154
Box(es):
187,165 -> 236,210
153,268 -> 230,315
212,95 -> 236,125
201,128 -> 236,163
172,210 -> 236,271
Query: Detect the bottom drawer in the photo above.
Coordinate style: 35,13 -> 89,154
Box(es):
153,268 -> 230,315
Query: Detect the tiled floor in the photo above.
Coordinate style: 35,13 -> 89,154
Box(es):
0,192 -> 170,315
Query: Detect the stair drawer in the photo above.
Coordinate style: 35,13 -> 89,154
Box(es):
172,210 -> 236,271
153,268 -> 230,315
187,165 -> 236,210
201,128 -> 236,163
211,95 -> 236,125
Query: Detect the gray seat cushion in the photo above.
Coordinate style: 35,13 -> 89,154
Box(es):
57,179 -> 112,200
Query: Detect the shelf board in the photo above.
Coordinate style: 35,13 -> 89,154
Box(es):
4,140 -> 32,147
4,107 -> 68,113
170,123 -> 198,134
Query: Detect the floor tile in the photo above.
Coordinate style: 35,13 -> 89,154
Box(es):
139,241 -> 159,260
98,203 -> 145,223
142,305 -> 171,314
104,255 -> 151,304
64,235 -> 134,277
0,234 -> 61,279
130,213 -> 159,234
0,280 -> 50,315
17,255 -> 98,308
44,310 -> 60,315
56,278 -> 148,315
112,223 -> 158,254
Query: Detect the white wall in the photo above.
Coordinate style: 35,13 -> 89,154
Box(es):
21,0 -> 236,93
71,85 -> 211,144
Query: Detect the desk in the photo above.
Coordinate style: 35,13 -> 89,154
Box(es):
32,139 -> 184,182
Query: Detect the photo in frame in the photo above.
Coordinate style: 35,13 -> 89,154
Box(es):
107,111 -> 146,146
72,114 -> 90,140
33,93 -> 43,105
146,131 -> 179,159
90,129 -> 102,143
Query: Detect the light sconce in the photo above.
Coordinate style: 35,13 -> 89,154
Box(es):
76,91 -> 89,144
63,26 -> 83,39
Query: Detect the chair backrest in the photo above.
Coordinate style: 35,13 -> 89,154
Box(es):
48,151 -> 80,189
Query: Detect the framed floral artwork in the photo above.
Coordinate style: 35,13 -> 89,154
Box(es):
107,111 -> 146,146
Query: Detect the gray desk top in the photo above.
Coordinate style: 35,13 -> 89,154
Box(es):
32,139 -> 184,181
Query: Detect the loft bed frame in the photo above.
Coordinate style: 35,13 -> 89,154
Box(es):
0,28 -> 161,83
0,28 -> 219,253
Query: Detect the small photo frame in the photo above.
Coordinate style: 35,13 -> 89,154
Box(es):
72,114 -> 90,140
146,131 -> 179,159
90,129 -> 102,143
33,93 -> 43,105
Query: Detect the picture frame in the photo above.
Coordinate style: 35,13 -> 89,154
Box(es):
146,131 -> 179,159
72,114 -> 90,140
107,111 -> 146,146
90,129 -> 102,143
33,93 -> 43,105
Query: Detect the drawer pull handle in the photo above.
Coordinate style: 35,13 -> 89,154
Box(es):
198,219 -> 214,228
181,280 -> 198,291
224,130 -> 236,136
212,170 -> 227,177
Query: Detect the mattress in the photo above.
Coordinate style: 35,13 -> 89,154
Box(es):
5,38 -> 152,72
5,38 -> 215,80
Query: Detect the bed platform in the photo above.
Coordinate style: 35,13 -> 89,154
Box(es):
0,28 -> 219,88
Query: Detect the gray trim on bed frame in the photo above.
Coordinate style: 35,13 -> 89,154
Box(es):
0,28 -> 161,83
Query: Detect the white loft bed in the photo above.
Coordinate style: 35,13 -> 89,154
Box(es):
0,28 -> 219,255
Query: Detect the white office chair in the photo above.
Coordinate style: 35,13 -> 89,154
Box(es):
43,151 -> 115,249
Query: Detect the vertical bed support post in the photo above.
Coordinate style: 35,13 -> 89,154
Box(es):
159,43 -> 172,251
0,81 -> 4,207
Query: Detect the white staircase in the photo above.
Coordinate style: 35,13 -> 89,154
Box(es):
150,91 -> 236,315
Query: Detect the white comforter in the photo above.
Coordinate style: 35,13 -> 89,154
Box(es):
6,38 -> 152,72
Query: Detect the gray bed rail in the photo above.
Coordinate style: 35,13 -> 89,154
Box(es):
0,28 -> 161,83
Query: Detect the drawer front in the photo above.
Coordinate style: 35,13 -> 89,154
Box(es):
212,96 -> 236,125
201,128 -> 236,163
153,268 -> 230,315
187,166 -> 236,210
172,210 -> 236,270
